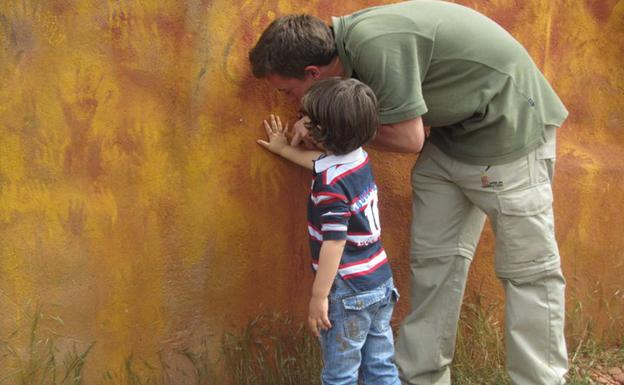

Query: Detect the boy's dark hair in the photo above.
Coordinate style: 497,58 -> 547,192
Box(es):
301,78 -> 379,155
249,15 -> 337,79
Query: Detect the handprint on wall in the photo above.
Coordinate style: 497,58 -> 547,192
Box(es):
58,64 -> 104,180
61,200 -> 88,237
106,1 -> 181,92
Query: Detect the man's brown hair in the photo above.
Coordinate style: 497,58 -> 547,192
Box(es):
301,78 -> 379,155
249,15 -> 337,79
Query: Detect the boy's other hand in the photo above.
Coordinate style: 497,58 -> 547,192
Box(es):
257,114 -> 289,155
291,116 -> 321,150
308,295 -> 331,337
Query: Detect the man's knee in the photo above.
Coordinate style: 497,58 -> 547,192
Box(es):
495,251 -> 562,284
507,266 -> 564,285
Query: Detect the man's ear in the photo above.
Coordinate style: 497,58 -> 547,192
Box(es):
303,65 -> 322,79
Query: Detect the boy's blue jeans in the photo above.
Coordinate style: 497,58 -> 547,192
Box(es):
319,276 -> 401,385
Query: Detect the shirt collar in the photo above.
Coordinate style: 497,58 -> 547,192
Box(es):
314,147 -> 366,173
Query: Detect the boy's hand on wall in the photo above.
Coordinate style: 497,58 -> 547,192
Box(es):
308,295 -> 332,337
257,114 -> 289,155
257,114 -> 324,169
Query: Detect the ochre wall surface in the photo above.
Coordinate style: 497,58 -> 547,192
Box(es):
1,0 -> 623,381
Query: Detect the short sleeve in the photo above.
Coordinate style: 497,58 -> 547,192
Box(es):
312,184 -> 352,241
352,33 -> 429,124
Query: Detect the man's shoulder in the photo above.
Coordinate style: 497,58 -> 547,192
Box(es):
340,9 -> 433,47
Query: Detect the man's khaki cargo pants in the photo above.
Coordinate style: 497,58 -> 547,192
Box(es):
396,127 -> 568,385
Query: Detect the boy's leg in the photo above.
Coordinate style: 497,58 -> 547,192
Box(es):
320,278 -> 371,385
360,280 -> 401,385
395,143 -> 485,385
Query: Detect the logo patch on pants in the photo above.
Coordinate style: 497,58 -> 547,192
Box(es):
481,166 -> 504,188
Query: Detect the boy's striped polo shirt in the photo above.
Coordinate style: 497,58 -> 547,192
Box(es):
307,147 -> 392,292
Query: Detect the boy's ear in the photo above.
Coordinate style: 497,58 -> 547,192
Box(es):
304,65 -> 322,79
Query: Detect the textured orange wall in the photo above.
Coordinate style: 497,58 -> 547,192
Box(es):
0,0 -> 622,381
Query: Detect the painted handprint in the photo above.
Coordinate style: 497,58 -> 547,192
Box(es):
58,64 -> 104,179
61,200 -> 87,236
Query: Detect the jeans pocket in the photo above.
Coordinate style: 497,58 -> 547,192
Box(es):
371,294 -> 396,334
341,289 -> 385,341
342,290 -> 385,311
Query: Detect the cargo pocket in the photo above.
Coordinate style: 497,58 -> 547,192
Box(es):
495,183 -> 559,277
341,289 -> 385,341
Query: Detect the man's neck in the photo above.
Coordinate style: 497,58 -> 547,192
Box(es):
321,57 -> 346,78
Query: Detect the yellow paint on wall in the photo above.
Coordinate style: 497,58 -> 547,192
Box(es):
0,0 -> 622,381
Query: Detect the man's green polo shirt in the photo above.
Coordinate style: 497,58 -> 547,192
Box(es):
332,0 -> 568,165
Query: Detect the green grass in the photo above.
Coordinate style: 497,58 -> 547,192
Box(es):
0,305 -> 94,385
452,296 -> 509,385
453,288 -> 623,385
1,295 -> 621,385
99,339 -> 216,385
567,339 -> 624,385
221,292 -> 622,385
100,355 -> 161,385
222,313 -> 322,385
0,305 -> 216,385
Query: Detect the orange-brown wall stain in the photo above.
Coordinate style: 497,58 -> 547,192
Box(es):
0,0 -> 622,381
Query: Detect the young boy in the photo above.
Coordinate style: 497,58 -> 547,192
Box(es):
257,78 -> 400,385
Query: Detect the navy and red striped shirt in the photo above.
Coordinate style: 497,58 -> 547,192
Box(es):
307,147 -> 392,292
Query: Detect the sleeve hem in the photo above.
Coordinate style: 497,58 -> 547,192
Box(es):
380,104 -> 428,125
322,232 -> 348,241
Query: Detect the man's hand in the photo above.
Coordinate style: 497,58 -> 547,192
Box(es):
308,295 -> 332,337
291,116 -> 322,150
257,114 -> 289,155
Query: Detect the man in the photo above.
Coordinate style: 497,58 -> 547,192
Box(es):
249,1 -> 568,384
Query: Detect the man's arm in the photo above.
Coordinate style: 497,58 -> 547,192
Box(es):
368,116 -> 428,153
291,115 -> 429,154
308,239 -> 345,337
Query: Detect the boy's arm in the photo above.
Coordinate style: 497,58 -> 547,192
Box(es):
279,145 -> 323,170
308,239 -> 346,337
257,114 -> 323,170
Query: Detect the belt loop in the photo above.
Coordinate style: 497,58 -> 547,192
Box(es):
527,151 -> 536,185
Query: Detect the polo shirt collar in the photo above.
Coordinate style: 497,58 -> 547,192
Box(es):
331,16 -> 354,78
314,148 -> 366,173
